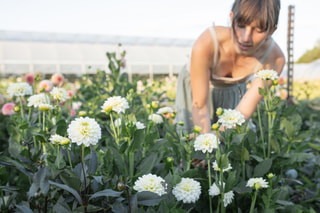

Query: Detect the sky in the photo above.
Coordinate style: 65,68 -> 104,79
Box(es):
0,0 -> 319,61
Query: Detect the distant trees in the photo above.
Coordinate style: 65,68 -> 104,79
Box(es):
296,40 -> 320,63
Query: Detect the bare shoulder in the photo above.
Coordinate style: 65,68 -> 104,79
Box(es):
265,40 -> 286,73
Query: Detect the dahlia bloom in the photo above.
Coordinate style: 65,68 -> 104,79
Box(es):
212,160 -> 232,173
101,96 -> 129,114
50,87 -> 69,102
194,133 -> 219,153
223,191 -> 235,207
67,117 -> 101,147
27,93 -> 50,108
134,121 -> 145,129
172,178 -> 201,203
255,69 -> 279,80
38,80 -> 53,92
247,177 -> 269,190
133,174 -> 167,196
39,103 -> 54,111
25,73 -> 35,85
148,114 -> 163,124
1,103 -> 15,115
7,82 -> 33,97
209,182 -> 223,197
156,106 -> 174,115
49,134 -> 70,145
51,73 -> 64,85
218,109 -> 245,129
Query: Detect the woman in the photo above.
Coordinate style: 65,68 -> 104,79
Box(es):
175,0 -> 285,133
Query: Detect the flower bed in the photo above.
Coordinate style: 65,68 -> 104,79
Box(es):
0,51 -> 319,212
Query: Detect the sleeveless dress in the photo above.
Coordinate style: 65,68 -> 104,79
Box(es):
175,24 -> 274,133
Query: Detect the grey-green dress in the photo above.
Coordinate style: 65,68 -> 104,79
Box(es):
175,24 -> 274,133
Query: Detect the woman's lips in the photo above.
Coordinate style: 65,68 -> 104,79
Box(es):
238,42 -> 252,50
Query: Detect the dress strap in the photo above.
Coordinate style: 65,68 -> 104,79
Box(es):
208,23 -> 219,70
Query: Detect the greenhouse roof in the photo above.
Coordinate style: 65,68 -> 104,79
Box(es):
0,30 -> 194,47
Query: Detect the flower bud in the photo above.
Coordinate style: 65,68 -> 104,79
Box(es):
272,79 -> 279,86
178,121 -> 184,126
40,87 -> 45,93
170,113 -> 175,118
14,106 -> 20,112
211,122 -> 220,131
151,101 -> 159,109
89,111 -> 94,116
174,110 -> 177,115
39,104 -> 53,111
216,107 -> 223,116
185,132 -> 190,140
167,157 -> 174,163
78,111 -> 87,117
267,173 -> 274,179
117,182 -> 125,191
60,138 -> 70,146
146,104 -> 151,109
193,125 -> 202,134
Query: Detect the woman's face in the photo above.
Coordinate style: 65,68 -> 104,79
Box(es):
230,13 -> 274,56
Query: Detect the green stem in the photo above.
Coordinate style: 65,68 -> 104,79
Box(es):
42,142 -> 48,166
267,112 -> 272,158
27,107 -> 32,123
57,145 -> 60,169
207,152 -> 213,213
38,110 -> 41,128
110,114 -> 119,145
216,197 -> 221,213
286,143 -> 292,154
129,152 -> 134,177
67,148 -> 73,170
242,160 -> 246,181
43,111 -> 46,131
249,190 -> 258,213
257,104 -> 266,159
216,130 -> 220,155
1,188 -> 5,208
19,96 -> 24,121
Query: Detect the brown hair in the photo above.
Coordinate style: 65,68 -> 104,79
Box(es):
231,0 -> 280,33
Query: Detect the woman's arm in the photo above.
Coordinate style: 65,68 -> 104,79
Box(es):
235,47 -> 285,119
190,30 -> 214,133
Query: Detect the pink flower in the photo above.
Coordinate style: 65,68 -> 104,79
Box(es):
71,109 -> 77,116
67,90 -> 74,98
51,73 -> 64,85
25,73 -> 35,85
38,80 -> 53,92
1,103 -> 15,115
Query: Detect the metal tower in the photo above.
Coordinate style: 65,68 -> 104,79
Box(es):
287,5 -> 295,103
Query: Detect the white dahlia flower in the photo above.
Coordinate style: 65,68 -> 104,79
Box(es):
223,191 -> 234,207
67,117 -> 101,147
134,121 -> 145,129
194,133 -> 219,153
172,178 -> 201,203
39,103 -> 54,111
148,114 -> 163,124
50,87 -> 69,102
218,109 -> 245,129
27,93 -> 50,108
7,82 -> 33,97
133,174 -> 167,196
101,96 -> 129,114
49,134 -> 70,145
247,177 -> 269,190
208,182 -> 225,197
156,107 -> 174,115
255,69 -> 279,80
212,160 -> 232,173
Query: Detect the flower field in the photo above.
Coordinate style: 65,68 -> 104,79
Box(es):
0,51 -> 319,213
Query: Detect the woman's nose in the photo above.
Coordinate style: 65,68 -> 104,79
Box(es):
240,28 -> 252,43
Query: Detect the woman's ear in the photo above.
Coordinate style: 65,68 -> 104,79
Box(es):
229,12 -> 233,24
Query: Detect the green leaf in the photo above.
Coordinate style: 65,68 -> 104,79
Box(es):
276,200 -> 294,206
15,205 -> 33,213
289,153 -> 314,163
0,156 -> 33,178
56,119 -> 68,136
53,198 -> 71,213
280,119 -> 295,138
129,129 -> 145,152
59,173 -> 81,191
89,189 -> 122,200
49,180 -> 82,204
137,191 -> 163,206
240,147 -> 250,161
259,87 -> 267,96
308,142 -> 320,151
88,150 -> 98,175
110,147 -> 128,176
136,152 -> 158,177
233,181 -> 252,194
253,159 -> 272,177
